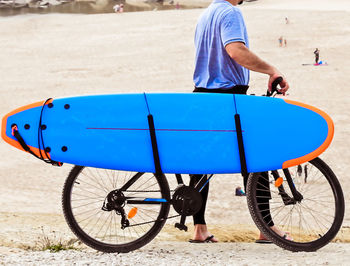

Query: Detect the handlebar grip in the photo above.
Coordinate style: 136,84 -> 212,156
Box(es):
267,76 -> 283,96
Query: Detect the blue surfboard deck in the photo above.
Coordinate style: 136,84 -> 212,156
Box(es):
1,93 -> 333,174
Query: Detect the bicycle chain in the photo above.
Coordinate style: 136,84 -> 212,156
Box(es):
127,214 -> 180,227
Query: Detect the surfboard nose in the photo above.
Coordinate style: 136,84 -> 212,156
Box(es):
234,95 -> 334,172
282,99 -> 334,169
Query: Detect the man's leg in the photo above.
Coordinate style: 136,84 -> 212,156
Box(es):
189,174 -> 218,242
190,174 -> 208,225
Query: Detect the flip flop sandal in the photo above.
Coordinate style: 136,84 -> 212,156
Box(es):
255,233 -> 293,244
255,239 -> 273,244
283,234 -> 293,241
189,235 -> 216,243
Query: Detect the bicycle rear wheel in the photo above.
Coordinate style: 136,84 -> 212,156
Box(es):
62,166 -> 170,253
247,157 -> 345,252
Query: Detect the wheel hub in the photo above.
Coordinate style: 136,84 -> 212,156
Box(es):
102,189 -> 126,211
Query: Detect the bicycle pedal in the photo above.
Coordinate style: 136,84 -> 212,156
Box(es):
175,222 -> 188,232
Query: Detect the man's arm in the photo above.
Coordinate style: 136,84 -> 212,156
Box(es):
225,42 -> 289,94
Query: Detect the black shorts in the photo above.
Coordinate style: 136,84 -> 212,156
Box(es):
193,85 -> 249,95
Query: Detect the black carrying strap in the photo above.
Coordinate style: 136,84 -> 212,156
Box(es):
144,93 -> 163,175
147,114 -> 163,175
11,99 -> 63,167
234,114 -> 249,190
234,113 -> 248,179
12,125 -> 33,153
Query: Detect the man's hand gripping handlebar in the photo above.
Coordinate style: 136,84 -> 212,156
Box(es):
267,76 -> 289,97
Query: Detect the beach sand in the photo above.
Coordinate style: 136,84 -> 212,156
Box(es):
0,0 -> 350,264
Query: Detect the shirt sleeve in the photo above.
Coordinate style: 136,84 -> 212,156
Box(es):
220,9 -> 246,47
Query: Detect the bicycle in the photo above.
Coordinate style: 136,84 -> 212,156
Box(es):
61,79 -> 345,253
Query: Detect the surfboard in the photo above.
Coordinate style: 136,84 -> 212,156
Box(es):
302,62 -> 329,66
1,93 -> 333,174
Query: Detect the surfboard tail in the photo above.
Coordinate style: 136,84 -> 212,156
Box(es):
282,99 -> 334,168
1,100 -> 53,159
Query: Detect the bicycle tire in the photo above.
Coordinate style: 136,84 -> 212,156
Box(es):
247,157 -> 345,252
62,165 -> 170,253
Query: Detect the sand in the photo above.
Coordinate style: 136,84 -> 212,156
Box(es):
0,0 -> 350,264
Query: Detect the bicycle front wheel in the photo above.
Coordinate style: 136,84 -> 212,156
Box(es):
62,166 -> 170,253
247,157 -> 345,252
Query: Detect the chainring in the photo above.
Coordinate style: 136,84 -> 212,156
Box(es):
172,185 -> 202,216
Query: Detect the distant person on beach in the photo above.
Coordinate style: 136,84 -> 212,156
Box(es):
175,2 -> 180,9
113,3 -> 123,13
113,4 -> 120,13
191,0 -> 290,244
285,17 -> 289,24
278,36 -> 283,47
278,36 -> 287,47
314,48 -> 320,64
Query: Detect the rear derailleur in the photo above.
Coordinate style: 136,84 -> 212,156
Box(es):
102,189 -> 130,229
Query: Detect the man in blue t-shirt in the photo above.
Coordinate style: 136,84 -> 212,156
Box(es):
190,0 -> 290,244
194,0 -> 250,89
194,0 -> 289,92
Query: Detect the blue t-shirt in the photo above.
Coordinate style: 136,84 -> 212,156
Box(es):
193,0 -> 250,89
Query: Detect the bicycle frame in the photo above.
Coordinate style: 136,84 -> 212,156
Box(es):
117,76 -> 306,231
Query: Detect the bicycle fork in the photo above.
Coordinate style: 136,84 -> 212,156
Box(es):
272,169 -> 303,205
